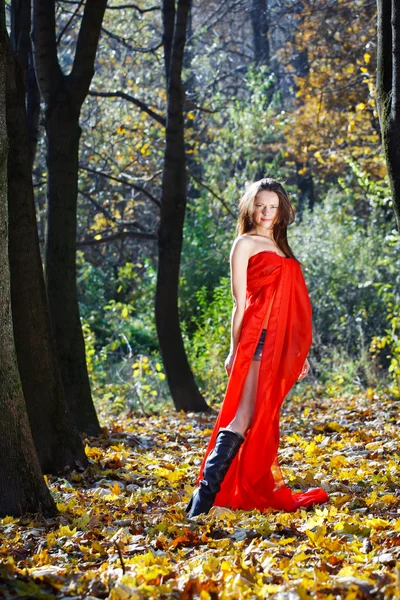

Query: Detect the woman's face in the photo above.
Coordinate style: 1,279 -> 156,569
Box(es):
252,190 -> 280,230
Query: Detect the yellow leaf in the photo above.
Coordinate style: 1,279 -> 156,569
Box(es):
85,445 -> 103,460
314,150 -> 326,164
327,421 -> 344,432
109,482 -> 122,496
365,517 -> 391,529
394,518 -> 400,531
380,493 -> 398,504
58,525 -> 77,538
364,52 -> 371,64
0,516 -> 18,525
306,525 -> 327,547
291,551 -> 310,565
330,455 -> 348,469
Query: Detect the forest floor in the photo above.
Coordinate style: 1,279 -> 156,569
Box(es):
0,388 -> 400,599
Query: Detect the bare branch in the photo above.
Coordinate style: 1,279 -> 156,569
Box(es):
80,165 -> 162,208
106,3 -> 160,12
58,0 -> 159,12
77,230 -> 157,246
88,90 -> 166,126
70,0 -> 107,105
79,188 -> 152,233
101,26 -> 162,54
56,0 -> 83,46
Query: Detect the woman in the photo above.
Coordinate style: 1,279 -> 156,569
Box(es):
185,177 -> 329,518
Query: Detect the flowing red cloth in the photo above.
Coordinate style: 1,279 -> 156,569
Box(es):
196,250 -> 329,512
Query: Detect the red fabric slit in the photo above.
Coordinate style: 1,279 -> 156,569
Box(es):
196,251 -> 329,512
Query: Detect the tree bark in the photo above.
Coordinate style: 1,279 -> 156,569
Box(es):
32,0 -> 107,434
6,37 -> 88,474
10,0 -> 40,166
0,3 -> 56,517
376,0 -> 400,229
156,0 -> 208,412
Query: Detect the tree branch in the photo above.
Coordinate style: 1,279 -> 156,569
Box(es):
31,0 -> 63,101
77,230 -> 157,246
80,165 -> 161,208
79,187 -> 152,233
58,0 -> 159,12
162,0 -> 175,84
105,3 -> 159,11
70,0 -> 107,106
88,90 -> 166,126
56,0 -> 83,46
101,26 -> 162,54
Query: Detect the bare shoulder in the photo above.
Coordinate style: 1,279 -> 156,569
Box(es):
230,235 -> 253,260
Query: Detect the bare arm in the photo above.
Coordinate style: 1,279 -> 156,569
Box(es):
224,237 -> 251,376
228,239 -> 249,354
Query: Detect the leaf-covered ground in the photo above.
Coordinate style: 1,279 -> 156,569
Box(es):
1,388 -> 400,599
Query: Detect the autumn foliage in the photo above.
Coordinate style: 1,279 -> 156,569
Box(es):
1,389 -> 400,599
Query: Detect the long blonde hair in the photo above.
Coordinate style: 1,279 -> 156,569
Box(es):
236,177 -> 298,261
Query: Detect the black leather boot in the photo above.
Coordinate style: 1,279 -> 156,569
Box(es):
185,428 -> 245,518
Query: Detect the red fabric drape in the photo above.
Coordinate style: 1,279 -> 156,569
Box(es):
196,251 -> 329,512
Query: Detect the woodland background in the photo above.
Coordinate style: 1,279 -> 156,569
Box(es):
26,0 -> 400,412
1,0 -> 400,598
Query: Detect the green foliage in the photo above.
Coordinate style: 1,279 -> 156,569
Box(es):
83,315 -> 171,416
369,248 -> 400,397
292,187 -> 398,356
79,254 -> 169,414
183,277 -> 232,404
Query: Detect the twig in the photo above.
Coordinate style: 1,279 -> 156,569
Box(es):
114,541 -> 126,574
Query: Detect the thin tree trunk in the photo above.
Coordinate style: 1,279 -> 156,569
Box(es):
6,38 -> 88,473
376,0 -> 400,229
0,4 -> 56,517
156,0 -> 208,412
251,0 -> 270,66
32,0 -> 107,433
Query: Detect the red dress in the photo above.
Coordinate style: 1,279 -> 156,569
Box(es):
196,250 -> 329,512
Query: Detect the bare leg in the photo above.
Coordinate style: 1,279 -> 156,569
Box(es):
225,359 -> 261,437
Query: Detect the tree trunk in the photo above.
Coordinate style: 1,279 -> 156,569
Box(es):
6,39 -> 88,473
156,0 -> 208,412
251,0 -> 270,66
26,50 -> 40,166
44,96 -> 101,434
376,0 -> 400,230
0,5 -> 56,517
32,0 -> 107,434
